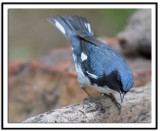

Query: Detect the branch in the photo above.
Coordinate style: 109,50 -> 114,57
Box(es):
23,83 -> 151,123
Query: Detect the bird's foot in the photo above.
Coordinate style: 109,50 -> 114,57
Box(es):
83,96 -> 105,112
90,96 -> 104,110
83,97 -> 90,102
101,93 -> 121,114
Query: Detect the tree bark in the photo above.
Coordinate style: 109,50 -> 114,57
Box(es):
23,83 -> 151,123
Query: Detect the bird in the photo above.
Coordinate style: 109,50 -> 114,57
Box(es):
48,15 -> 134,108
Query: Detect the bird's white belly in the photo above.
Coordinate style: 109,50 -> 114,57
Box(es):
79,71 -> 108,93
89,83 -> 109,94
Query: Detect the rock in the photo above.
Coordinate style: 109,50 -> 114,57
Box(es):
23,83 -> 151,123
9,61 -> 23,76
118,9 -> 151,58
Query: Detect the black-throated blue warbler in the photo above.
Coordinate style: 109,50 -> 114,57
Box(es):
48,15 -> 134,107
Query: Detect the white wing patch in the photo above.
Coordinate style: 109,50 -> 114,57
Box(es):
85,23 -> 88,29
86,71 -> 99,79
81,52 -> 87,61
54,20 -> 65,34
87,23 -> 91,33
85,23 -> 91,33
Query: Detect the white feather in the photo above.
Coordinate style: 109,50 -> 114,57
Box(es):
85,23 -> 88,29
81,52 -> 87,61
72,54 -> 76,61
86,71 -> 99,79
84,23 -> 92,33
54,20 -> 65,34
87,23 -> 91,33
73,54 -> 90,86
90,84 -> 109,93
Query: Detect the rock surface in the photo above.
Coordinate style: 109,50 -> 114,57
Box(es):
9,37 -> 151,123
118,9 -> 151,58
23,83 -> 151,123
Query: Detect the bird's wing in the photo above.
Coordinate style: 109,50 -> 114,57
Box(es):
75,30 -> 110,79
86,47 -> 105,77
74,30 -> 105,48
79,40 -> 105,78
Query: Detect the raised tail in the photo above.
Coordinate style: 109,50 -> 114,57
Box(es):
48,15 -> 93,41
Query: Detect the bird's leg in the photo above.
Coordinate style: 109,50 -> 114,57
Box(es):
102,93 -> 121,114
81,87 -> 105,110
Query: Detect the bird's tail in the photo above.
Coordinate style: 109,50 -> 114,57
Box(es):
48,15 -> 93,42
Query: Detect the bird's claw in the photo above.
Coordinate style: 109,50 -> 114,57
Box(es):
83,96 -> 105,111
83,97 -> 89,102
89,96 -> 105,111
107,93 -> 121,114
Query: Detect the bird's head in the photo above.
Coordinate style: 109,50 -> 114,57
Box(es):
105,67 -> 134,103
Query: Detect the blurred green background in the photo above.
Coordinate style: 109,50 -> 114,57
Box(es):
9,9 -> 136,61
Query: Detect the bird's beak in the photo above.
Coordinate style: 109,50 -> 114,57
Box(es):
120,92 -> 125,103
